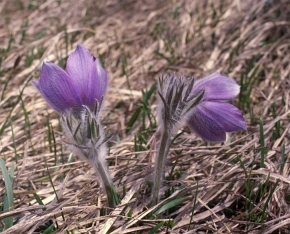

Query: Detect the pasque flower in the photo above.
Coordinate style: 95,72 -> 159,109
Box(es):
152,72 -> 246,205
187,72 -> 246,142
33,44 -> 107,115
33,45 -> 119,208
152,74 -> 205,205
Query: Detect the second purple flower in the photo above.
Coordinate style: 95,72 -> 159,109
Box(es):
187,72 -> 246,142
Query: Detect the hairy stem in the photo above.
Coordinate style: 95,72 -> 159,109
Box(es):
92,156 -> 119,209
152,129 -> 171,205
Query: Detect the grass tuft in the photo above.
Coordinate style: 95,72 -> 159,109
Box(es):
0,158 -> 14,231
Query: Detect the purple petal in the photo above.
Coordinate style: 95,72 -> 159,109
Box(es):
192,73 -> 240,101
187,104 -> 226,142
66,44 -> 107,106
187,101 -> 246,141
34,61 -> 81,113
202,101 -> 246,131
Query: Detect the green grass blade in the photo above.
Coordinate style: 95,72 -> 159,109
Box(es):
0,75 -> 33,136
126,106 -> 142,130
149,221 -> 165,234
280,144 -> 285,173
260,179 -> 279,223
42,224 -> 55,234
259,118 -> 265,168
0,158 -> 14,230
188,182 -> 199,230
154,196 -> 188,216
33,193 -> 46,211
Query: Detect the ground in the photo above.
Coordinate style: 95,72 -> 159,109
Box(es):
1,0 -> 290,233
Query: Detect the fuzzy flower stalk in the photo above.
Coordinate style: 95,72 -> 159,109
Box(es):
152,73 -> 246,205
33,45 -> 119,208
152,74 -> 204,205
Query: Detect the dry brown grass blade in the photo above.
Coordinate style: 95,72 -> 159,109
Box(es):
263,217 -> 290,234
99,181 -> 141,234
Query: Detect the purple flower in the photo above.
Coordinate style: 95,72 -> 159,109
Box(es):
33,44 -> 107,115
187,73 -> 246,142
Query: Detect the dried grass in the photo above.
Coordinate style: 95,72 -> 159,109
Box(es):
1,0 -> 290,233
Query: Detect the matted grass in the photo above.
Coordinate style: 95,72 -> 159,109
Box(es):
1,0 -> 290,233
